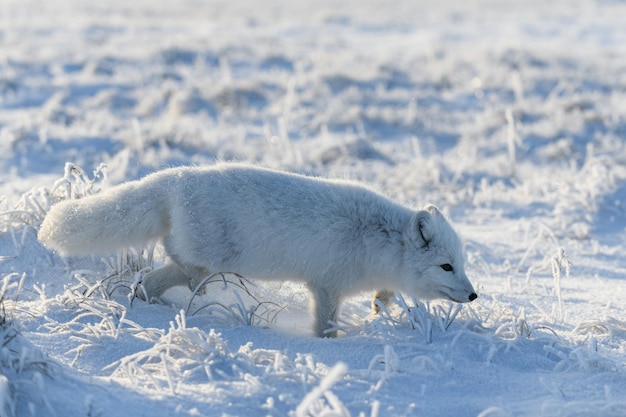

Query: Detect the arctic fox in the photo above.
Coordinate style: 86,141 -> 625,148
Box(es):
38,163 -> 477,337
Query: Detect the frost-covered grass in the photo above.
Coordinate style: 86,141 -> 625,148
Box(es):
0,274 -> 58,417
2,0 -> 626,415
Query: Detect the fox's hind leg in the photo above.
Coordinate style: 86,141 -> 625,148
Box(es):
185,265 -> 212,294
141,262 -> 189,302
152,234 -> 212,297
372,289 -> 395,314
141,261 -> 211,302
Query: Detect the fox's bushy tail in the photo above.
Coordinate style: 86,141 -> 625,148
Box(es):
38,176 -> 171,257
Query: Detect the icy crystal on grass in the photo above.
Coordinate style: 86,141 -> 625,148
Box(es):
1,275 -> 56,417
110,311 -> 249,392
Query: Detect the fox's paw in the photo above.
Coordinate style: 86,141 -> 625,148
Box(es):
371,289 -> 394,314
188,276 -> 208,296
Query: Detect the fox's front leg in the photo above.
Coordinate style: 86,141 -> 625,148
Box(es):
309,285 -> 341,338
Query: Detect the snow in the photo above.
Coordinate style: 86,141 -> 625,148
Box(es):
1,0 -> 626,415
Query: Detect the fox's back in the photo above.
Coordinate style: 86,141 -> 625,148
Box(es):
163,164 -> 412,280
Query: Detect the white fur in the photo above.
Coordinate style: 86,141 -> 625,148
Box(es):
38,163 -> 477,337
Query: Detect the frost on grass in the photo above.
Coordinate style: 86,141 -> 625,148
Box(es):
293,362 -> 350,417
108,310 -> 257,394
1,275 -> 56,417
362,290 -> 621,376
185,271 -> 284,327
364,292 -> 465,343
0,169 -> 80,416
0,163 -> 107,258
107,309 -> 356,415
1,163 -> 107,231
40,262 -> 283,370
41,275 -> 163,367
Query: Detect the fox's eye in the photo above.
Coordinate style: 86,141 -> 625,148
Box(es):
440,263 -> 453,272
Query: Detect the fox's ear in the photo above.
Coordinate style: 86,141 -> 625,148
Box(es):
424,204 -> 442,217
408,209 -> 435,247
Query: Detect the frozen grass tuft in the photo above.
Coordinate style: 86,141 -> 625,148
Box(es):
108,310 -> 257,393
185,272 -> 285,327
42,274 -> 163,366
0,163 -> 107,231
1,274 -> 57,417
94,245 -> 157,302
365,292 -> 463,343
0,163 -> 107,258
293,362 -> 350,417
574,317 -> 626,342
551,247 -> 571,321
367,345 -> 399,391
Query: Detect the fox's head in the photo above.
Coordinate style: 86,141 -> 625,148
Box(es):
401,205 -> 477,303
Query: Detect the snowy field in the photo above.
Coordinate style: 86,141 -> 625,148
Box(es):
2,0 -> 626,416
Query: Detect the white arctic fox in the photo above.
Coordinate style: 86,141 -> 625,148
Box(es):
39,163 -> 477,337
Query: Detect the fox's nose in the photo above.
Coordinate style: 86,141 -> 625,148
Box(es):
469,293 -> 478,302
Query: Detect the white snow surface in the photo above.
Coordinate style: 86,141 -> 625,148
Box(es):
2,0 -> 626,416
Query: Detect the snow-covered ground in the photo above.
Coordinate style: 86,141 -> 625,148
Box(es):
2,0 -> 626,415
